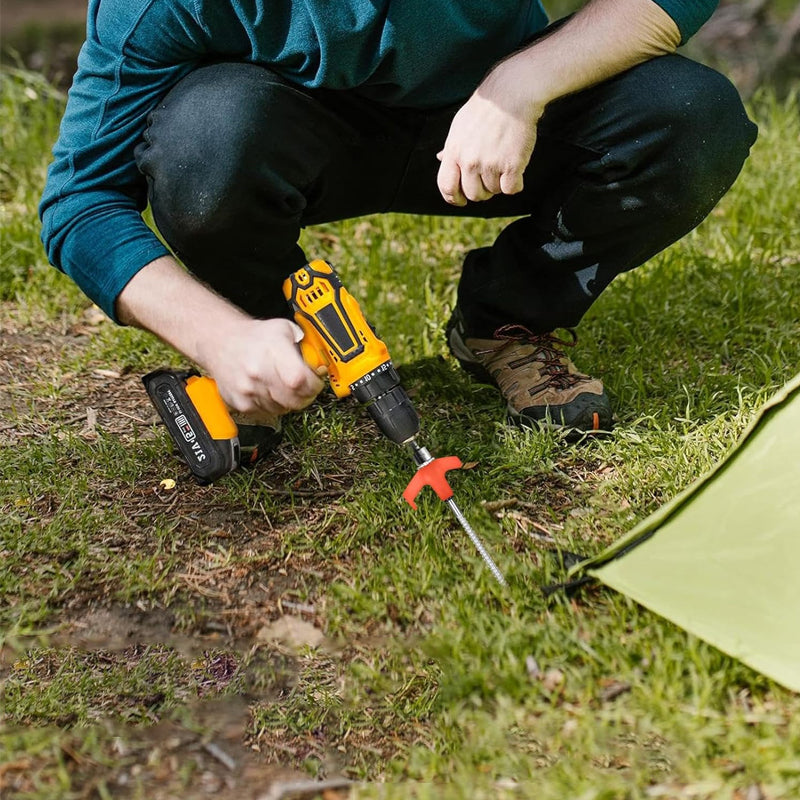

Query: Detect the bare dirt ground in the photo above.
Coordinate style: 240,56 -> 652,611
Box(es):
1,307 -> 361,798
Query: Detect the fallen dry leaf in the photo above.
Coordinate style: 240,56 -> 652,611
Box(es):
80,407 -> 98,439
599,680 -> 632,703
525,655 -> 542,680
256,616 -> 324,650
70,305 -> 108,337
541,668 -> 565,693
83,305 -> 107,326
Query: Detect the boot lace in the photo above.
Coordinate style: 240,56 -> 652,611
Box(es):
482,325 -> 590,391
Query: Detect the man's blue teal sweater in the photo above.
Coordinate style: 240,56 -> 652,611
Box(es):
40,0 -> 717,320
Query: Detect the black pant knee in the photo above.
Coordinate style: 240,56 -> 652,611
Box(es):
134,63 -> 342,315
136,63 -> 317,253
623,56 -> 757,229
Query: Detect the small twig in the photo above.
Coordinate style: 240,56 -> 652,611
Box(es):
260,487 -> 347,498
60,741 -> 89,766
259,778 -> 352,800
202,741 -> 236,771
114,409 -> 151,425
259,502 -> 275,531
530,520 -> 558,539
279,600 -> 316,615
481,498 -> 519,512
175,575 -> 230,602
0,758 -> 32,777
525,529 -> 556,545
600,681 -> 632,703
152,489 -> 181,510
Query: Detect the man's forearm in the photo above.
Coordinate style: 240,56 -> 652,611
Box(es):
116,255 -> 249,368
437,0 -> 682,206
486,0 -> 681,108
116,257 -> 324,418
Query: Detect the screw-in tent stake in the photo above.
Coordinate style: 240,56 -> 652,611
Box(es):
403,445 -> 507,587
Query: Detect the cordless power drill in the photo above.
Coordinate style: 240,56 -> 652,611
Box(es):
143,259 -> 506,584
143,259 -> 419,483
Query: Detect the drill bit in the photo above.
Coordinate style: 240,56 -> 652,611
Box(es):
404,443 -> 507,586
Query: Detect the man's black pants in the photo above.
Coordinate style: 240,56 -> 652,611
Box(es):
135,54 -> 757,337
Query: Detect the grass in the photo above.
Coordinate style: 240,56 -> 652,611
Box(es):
1,66 -> 800,799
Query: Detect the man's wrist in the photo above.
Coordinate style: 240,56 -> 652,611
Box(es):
482,52 -> 553,116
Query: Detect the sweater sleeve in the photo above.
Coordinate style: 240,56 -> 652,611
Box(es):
39,0 -> 202,321
649,0 -> 718,43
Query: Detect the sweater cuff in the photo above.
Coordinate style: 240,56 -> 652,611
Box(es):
42,197 -> 171,323
650,0 -> 718,43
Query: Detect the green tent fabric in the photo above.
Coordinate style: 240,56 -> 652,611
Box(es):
571,374 -> 800,692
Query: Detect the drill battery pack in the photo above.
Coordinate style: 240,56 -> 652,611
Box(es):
142,369 -> 239,484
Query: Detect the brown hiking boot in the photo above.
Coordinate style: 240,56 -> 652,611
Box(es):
234,417 -> 283,466
446,308 -> 612,435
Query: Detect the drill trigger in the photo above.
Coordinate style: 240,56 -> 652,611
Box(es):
402,456 -> 463,510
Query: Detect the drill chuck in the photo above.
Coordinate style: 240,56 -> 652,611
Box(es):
351,362 -> 420,445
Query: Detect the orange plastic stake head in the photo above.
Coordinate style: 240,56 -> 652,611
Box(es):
402,456 -> 463,510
